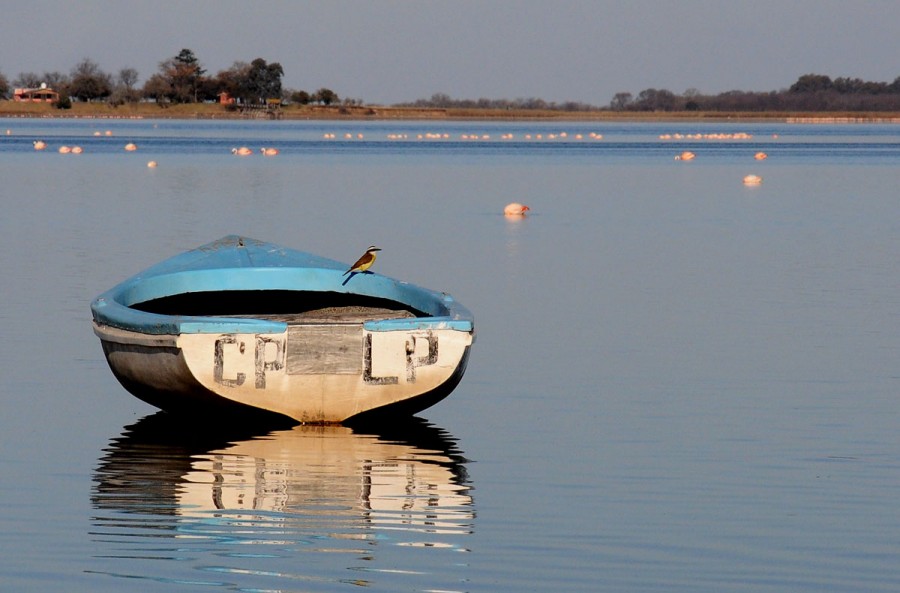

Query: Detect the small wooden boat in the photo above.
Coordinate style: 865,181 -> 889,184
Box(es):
91,236 -> 475,423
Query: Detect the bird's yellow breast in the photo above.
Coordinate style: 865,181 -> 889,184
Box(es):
356,253 -> 376,271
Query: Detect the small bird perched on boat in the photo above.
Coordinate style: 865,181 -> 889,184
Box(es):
343,245 -> 381,276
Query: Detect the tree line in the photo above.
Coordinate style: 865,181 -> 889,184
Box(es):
405,74 -> 900,113
609,74 -> 900,113
2,56 -> 899,113
0,48 -> 344,108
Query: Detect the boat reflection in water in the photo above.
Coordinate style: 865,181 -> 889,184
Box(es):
91,413 -> 474,589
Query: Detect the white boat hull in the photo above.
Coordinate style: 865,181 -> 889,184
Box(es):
94,321 -> 473,423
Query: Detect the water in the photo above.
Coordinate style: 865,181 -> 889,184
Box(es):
1,118 -> 899,592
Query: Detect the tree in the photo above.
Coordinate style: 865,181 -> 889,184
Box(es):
634,88 -> 676,111
215,61 -> 250,101
891,76 -> 900,94
113,67 -> 140,103
118,68 -> 139,90
244,58 -> 284,103
314,87 -> 339,105
789,74 -> 833,93
0,71 -> 9,99
216,59 -> 285,104
520,97 -> 548,110
14,72 -> 42,88
427,92 -> 452,108
289,89 -> 311,105
610,92 -> 633,111
196,77 -> 221,102
158,48 -> 206,102
69,58 -> 112,102
42,71 -> 69,92
142,73 -> 173,104
55,92 -> 72,109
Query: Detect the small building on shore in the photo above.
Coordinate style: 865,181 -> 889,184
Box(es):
14,84 -> 59,103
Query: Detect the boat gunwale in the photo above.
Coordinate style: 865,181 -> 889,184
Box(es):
91,267 -> 474,336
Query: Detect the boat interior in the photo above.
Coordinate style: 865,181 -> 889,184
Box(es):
132,290 -> 425,324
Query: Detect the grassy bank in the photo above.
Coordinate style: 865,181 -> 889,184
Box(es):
2,100 -> 899,122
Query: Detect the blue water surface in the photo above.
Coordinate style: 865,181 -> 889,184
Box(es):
1,117 -> 899,592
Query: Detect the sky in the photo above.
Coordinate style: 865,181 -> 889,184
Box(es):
2,0 -> 898,106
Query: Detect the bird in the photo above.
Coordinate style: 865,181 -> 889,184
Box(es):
124,142 -> 138,151
343,246 -> 381,276
232,146 -> 252,156
33,140 -> 47,151
260,147 -> 280,156
743,174 -> 763,185
504,202 -> 530,216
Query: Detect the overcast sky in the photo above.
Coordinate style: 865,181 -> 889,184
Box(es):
2,0 -> 898,105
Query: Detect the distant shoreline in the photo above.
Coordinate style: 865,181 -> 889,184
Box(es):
1,102 -> 899,123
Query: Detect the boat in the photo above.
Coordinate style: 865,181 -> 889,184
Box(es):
90,236 -> 475,423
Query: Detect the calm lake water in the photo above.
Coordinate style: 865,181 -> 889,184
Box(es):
1,117 -> 899,592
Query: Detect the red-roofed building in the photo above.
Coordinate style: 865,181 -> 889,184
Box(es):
14,85 -> 59,102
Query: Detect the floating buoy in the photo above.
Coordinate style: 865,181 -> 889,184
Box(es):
504,202 -> 531,216
147,160 -> 158,168
743,174 -> 763,185
124,143 -> 138,151
754,152 -> 767,160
